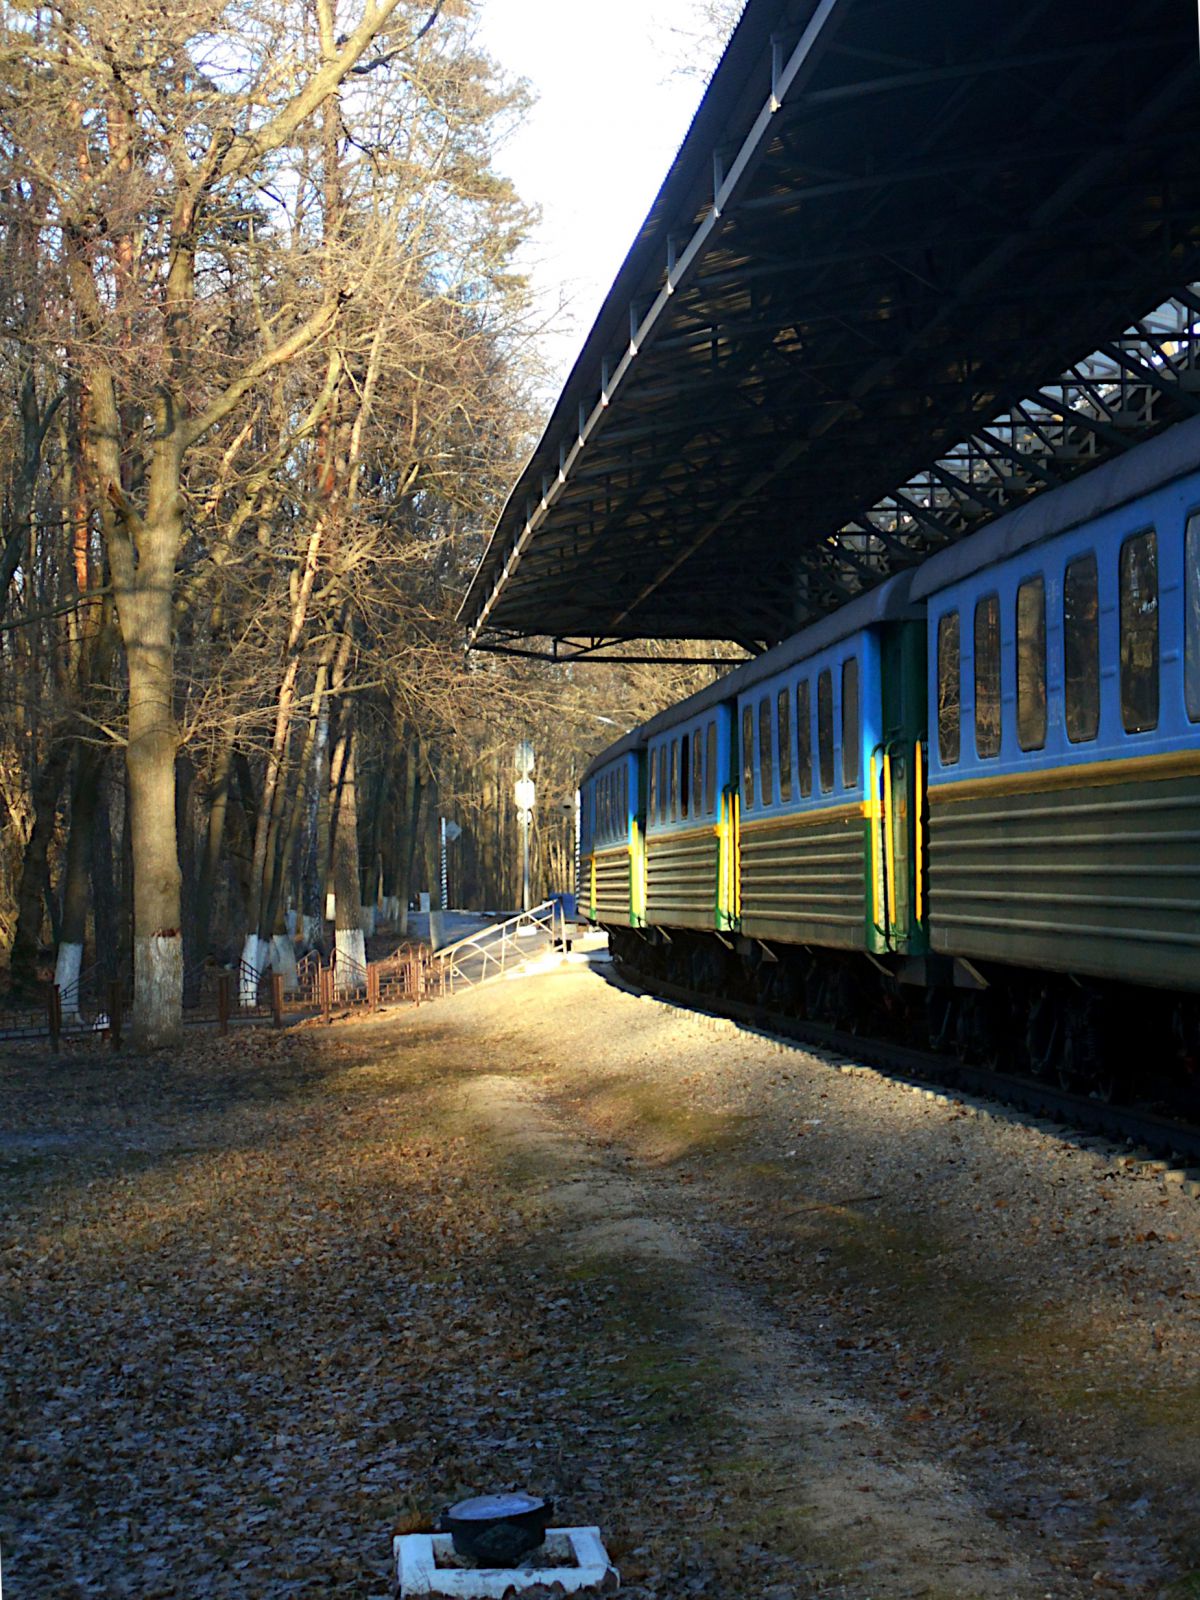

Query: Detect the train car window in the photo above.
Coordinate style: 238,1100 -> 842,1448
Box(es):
974,593 -> 1001,758
621,766 -> 628,831
817,669 -> 834,792
742,705 -> 755,809
937,611 -> 960,765
777,689 -> 792,801
842,657 -> 860,788
669,739 -> 679,820
758,697 -> 774,804
1188,513 -> 1200,721
1016,576 -> 1047,751
648,748 -> 658,823
680,734 -> 690,819
1063,554 -> 1100,742
1120,529 -> 1159,733
659,746 -> 668,822
692,727 -> 704,815
706,721 -> 717,813
797,680 -> 812,796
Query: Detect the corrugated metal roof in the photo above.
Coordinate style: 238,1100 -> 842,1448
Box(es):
463,0 -> 1200,659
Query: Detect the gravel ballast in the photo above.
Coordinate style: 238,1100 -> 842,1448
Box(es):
3,958 -> 1199,1598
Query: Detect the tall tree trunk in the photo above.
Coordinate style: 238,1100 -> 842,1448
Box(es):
194,741 -> 232,963
330,724 -> 364,982
394,739 -> 422,935
242,507 -> 330,982
91,759 -> 117,987
121,524 -> 184,1046
55,744 -> 103,1019
265,640 -> 334,977
118,770 -> 134,987
302,706 -> 330,947
328,636 -> 364,983
176,754 -> 199,999
72,206 -> 187,1047
9,741 -> 71,999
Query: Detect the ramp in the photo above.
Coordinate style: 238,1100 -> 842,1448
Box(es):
434,901 -> 572,992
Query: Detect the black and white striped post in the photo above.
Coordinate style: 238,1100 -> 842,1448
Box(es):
514,739 -> 536,915
440,817 -> 462,911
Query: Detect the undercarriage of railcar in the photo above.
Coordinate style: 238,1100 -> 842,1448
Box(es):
604,921 -> 1200,1113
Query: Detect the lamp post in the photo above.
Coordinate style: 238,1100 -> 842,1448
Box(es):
514,740 -> 535,913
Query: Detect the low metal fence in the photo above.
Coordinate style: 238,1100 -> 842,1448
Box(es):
0,939 -> 440,1049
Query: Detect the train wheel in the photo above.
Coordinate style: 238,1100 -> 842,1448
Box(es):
1062,990 -> 1124,1102
927,987 -> 956,1053
1171,1001 -> 1200,1115
1024,987 -> 1060,1080
955,989 -> 1005,1067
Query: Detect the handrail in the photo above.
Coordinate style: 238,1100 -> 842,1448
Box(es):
434,901 -> 567,990
433,900 -> 557,962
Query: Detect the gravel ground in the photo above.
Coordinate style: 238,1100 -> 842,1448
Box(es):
3,959 -> 1199,1598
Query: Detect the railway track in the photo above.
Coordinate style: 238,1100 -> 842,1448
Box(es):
609,958 -> 1200,1175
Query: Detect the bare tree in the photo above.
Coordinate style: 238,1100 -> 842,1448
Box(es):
0,0 -> 540,1042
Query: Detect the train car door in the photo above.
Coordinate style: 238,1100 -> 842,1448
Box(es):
876,621 -> 928,956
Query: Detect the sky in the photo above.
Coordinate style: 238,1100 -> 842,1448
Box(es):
474,0 -> 723,387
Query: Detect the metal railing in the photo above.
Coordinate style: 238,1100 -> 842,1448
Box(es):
0,903 -> 576,1047
434,900 -> 567,991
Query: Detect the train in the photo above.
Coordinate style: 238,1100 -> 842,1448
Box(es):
577,415 -> 1200,1102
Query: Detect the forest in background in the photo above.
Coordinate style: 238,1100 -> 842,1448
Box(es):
0,0 -> 724,1045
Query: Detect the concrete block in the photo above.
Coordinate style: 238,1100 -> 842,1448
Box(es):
395,1528 -> 618,1598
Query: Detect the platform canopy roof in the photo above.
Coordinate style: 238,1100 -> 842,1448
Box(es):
462,0 -> 1200,659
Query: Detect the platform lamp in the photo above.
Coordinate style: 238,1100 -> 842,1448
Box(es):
514,739 -> 535,913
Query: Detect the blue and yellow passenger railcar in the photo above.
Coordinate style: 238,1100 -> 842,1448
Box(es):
643,702 -> 736,931
916,417 -> 1200,995
733,579 -> 927,960
737,629 -> 878,950
578,744 -> 644,929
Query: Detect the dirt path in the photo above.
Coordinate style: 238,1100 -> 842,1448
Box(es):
3,961 -> 1198,1598
466,1069 -> 1051,1599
